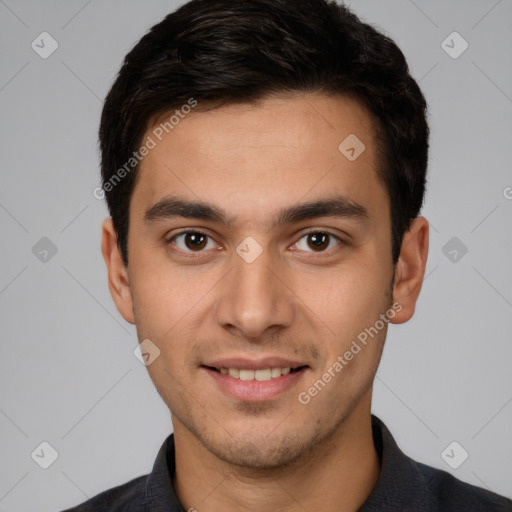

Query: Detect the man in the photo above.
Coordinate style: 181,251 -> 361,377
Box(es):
63,0 -> 511,510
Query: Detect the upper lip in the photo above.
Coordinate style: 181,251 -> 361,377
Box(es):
203,357 -> 308,371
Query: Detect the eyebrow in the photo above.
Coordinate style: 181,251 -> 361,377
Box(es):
144,195 -> 369,227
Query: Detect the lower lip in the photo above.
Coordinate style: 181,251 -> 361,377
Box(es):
203,367 -> 307,402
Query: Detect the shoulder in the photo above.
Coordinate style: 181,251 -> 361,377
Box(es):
59,433 -> 180,511
417,461 -> 512,511
60,474 -> 147,511
365,416 -> 512,511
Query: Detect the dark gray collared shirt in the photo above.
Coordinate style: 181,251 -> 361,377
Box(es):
61,415 -> 511,511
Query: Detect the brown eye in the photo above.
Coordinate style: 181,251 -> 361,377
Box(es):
295,232 -> 340,253
184,233 -> 207,250
171,231 -> 215,252
307,233 -> 329,251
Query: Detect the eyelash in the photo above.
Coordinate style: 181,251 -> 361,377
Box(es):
166,229 -> 343,257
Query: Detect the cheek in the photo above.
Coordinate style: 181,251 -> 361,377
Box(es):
291,262 -> 390,338
130,257 -> 217,337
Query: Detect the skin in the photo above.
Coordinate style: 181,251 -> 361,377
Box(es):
102,92 -> 429,512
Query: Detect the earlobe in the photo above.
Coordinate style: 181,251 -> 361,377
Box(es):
101,218 -> 135,324
389,216 -> 429,325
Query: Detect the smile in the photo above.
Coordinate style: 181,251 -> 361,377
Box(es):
206,366 -> 305,381
202,364 -> 308,401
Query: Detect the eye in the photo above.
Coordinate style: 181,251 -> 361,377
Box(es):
169,231 -> 219,252
293,232 -> 341,253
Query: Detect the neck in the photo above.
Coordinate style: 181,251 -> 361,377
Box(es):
172,403 -> 380,512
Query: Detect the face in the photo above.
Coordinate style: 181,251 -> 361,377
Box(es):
103,93 -> 427,469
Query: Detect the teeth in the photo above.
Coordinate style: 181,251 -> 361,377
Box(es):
219,367 -> 294,380
228,368 -> 240,378
255,369 -> 272,381
240,369 -> 255,381
271,367 -> 282,378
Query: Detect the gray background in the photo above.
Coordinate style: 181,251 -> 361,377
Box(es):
0,0 -> 511,510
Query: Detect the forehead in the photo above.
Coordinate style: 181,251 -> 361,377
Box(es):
132,93 -> 388,226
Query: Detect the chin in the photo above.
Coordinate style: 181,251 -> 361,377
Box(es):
205,432 -> 310,469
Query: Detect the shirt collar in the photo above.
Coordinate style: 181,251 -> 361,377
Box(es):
144,433 -> 185,511
358,415 -> 433,510
143,415 -> 433,511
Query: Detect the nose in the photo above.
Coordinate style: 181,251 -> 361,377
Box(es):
213,243 -> 295,340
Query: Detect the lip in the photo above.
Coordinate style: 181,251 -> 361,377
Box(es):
203,357 -> 306,371
203,366 -> 307,402
201,357 -> 309,402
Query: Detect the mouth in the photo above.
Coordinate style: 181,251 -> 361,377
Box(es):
201,361 -> 309,402
203,365 -> 308,381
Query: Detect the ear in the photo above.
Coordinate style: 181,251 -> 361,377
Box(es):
101,218 -> 135,324
389,216 -> 429,324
